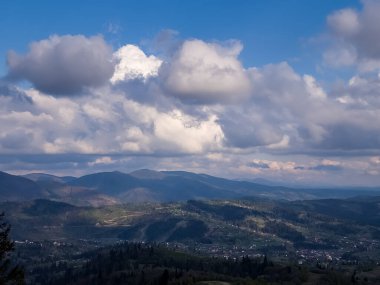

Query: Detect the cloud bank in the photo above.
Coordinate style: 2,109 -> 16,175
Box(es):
7,35 -> 114,95
325,0 -> 380,71
1,2 -> 380,186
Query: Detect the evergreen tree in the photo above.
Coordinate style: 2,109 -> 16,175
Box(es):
0,212 -> 24,285
159,269 -> 169,285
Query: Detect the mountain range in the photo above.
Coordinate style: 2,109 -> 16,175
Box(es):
0,169 -> 379,206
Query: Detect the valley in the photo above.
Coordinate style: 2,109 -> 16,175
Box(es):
2,170 -> 380,284
4,196 -> 380,266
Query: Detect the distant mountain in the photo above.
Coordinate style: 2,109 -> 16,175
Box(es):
22,173 -> 76,184
22,173 -> 77,196
67,169 -> 380,203
245,177 -> 340,188
0,171 -> 45,202
129,169 -> 166,180
67,170 -> 237,202
163,171 -> 280,194
0,172 -> 115,206
1,169 -> 380,205
68,171 -> 141,196
245,177 -> 303,187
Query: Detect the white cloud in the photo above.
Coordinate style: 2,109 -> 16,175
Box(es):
324,1 -> 380,71
3,49 -> 379,161
370,156 -> 380,164
303,75 -> 327,99
333,73 -> 380,107
43,139 -> 97,154
221,62 -> 330,149
88,156 -> 114,166
111,44 -> 162,83
242,159 -> 298,175
2,32 -> 380,186
320,159 -> 341,166
267,135 -> 290,149
162,39 -> 251,104
153,111 -> 224,153
327,8 -> 360,38
0,84 -> 225,156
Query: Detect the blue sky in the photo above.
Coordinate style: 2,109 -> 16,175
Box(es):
0,0 -> 360,74
1,0 -> 380,186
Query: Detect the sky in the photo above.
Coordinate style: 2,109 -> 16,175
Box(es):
1,0 -> 380,186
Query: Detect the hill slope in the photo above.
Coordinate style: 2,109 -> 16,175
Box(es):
0,171 -> 45,202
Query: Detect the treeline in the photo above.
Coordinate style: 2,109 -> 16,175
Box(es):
185,200 -> 262,221
29,242 -> 310,285
263,221 -> 305,242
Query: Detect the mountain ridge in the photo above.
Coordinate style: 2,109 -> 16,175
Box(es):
1,169 -> 380,205
0,171 -> 45,202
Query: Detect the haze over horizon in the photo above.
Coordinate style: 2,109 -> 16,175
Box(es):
1,0 -> 380,187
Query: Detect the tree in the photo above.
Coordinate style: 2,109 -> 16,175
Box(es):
159,269 -> 169,285
0,212 -> 24,285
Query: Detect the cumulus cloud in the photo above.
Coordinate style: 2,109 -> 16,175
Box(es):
0,81 -> 33,112
3,43 -> 380,161
2,31 -> 380,185
315,72 -> 380,153
219,62 -> 329,150
216,60 -> 380,155
325,0 -> 380,71
153,111 -> 224,153
323,45 -> 357,68
0,130 -> 34,150
220,110 -> 284,148
327,8 -> 360,38
7,35 -> 114,95
333,73 -> 380,108
316,121 -> 380,150
303,75 -> 327,99
0,84 -> 224,157
111,44 -> 162,83
161,39 -> 251,104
